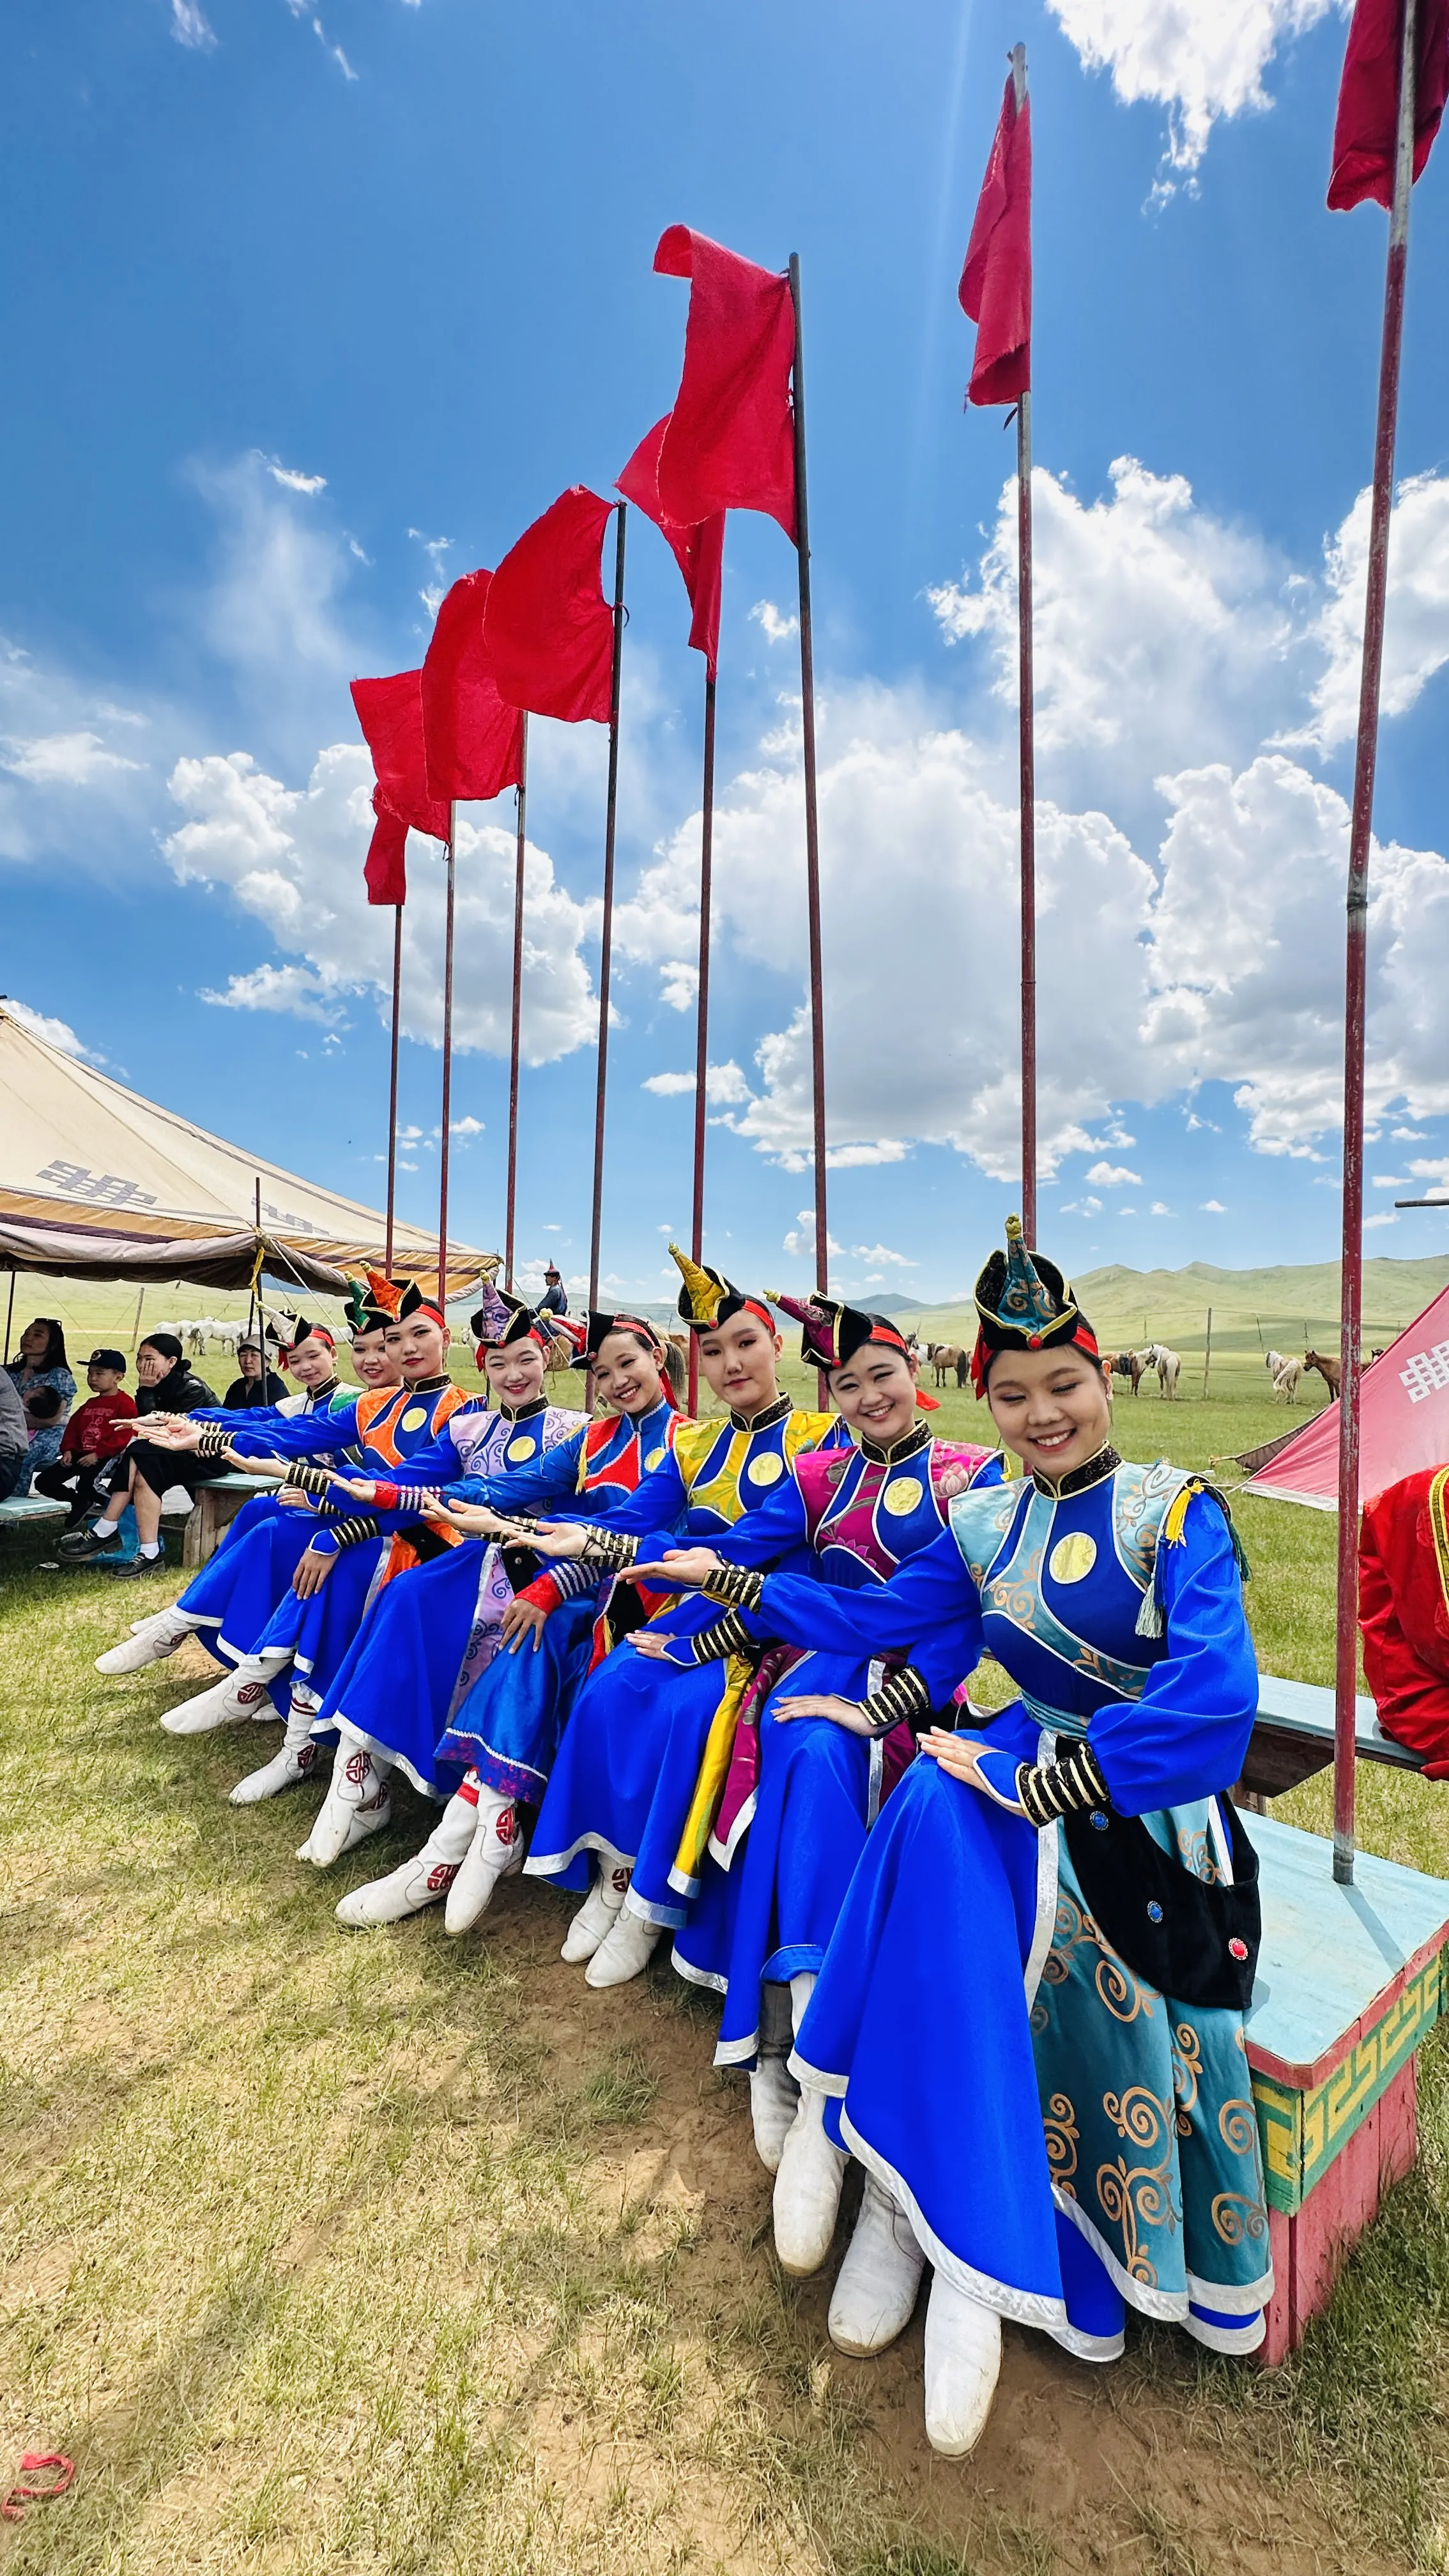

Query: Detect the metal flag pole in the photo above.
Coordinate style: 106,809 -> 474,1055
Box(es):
688,668 -> 717,1420
789,254 -> 830,1405
1011,42 -> 1037,1246
438,805 -> 457,1315
588,503 -> 629,1320
1334,0 -> 1418,1888
505,716 -> 528,1292
385,901 -> 403,1275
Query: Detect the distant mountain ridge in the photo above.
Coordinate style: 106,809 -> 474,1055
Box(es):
882,1254 -> 1449,1357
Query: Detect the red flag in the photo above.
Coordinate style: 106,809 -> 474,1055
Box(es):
652,227 -> 796,539
1328,0 -> 1449,210
350,670 -> 450,841
617,415 -> 724,679
421,569 -> 526,802
481,489 -> 617,726
364,788 -> 409,907
960,76 -> 1032,408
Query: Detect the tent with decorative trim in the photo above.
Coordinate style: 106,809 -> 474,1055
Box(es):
0,1004 -> 494,1299
1242,1282 -> 1449,1510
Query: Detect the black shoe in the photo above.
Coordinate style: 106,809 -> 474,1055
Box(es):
64,1527 -> 123,1561
107,1552 -> 166,1579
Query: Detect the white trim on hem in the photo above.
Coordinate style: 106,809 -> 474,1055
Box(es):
1053,2188 -> 1273,2324
523,1830 -> 634,1883
1183,2306 -> 1267,2355
321,1712 -> 443,1802
840,2106 -> 1068,2337
671,1943 -> 728,1997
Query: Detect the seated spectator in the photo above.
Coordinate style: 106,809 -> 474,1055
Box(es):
0,1363 -> 30,1502
1359,1464 -> 1449,1776
224,1338 -> 286,1409
6,1317 -> 77,1481
63,1333 -> 220,1574
33,1349 -> 138,1530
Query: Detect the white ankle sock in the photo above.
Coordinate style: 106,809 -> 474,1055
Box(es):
139,1542 -> 162,1560
93,1519 -> 119,1539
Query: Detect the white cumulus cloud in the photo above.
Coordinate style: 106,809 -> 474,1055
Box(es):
1045,0 -> 1336,180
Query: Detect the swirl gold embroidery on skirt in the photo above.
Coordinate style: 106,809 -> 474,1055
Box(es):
1172,2019 -> 1203,2131
1217,2095 -> 1259,2158
1043,2092 -> 1080,2190
1211,2191 -> 1268,2248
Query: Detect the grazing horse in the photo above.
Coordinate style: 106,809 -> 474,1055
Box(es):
1304,1349 -> 1341,1399
1271,1358 -> 1302,1402
1264,1349 -> 1287,1381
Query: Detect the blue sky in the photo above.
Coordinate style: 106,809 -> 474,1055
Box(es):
4,0 -> 1449,1307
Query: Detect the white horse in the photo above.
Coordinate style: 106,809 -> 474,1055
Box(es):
1140,1342 -> 1181,1399
1271,1358 -> 1302,1402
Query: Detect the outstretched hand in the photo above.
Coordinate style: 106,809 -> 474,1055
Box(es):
629,1546 -> 724,1587
427,1498 -> 529,1540
523,1519 -> 592,1561
326,1471 -> 379,1504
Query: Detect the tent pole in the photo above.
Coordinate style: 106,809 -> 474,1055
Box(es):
689,670 -> 717,1422
129,1287 -> 145,1355
1333,0 -> 1418,1889
439,806 -> 457,1315
588,503 -> 628,1325
2,1271 -> 13,1367
505,717 -> 528,1293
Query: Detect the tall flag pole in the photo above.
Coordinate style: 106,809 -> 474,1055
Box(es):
588,504 -> 629,1318
438,803 -> 457,1313
960,49 -> 1034,1236
1326,0 -> 1445,1882
788,254 -> 829,1303
482,486 -> 624,1321
505,716 -> 528,1291
690,671 -> 717,1416
618,411 -> 724,1416
351,668 -> 451,1280
420,565 -> 527,1315
385,903 -> 403,1271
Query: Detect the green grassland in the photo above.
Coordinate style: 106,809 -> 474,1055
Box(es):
3,1346 -> 1449,2571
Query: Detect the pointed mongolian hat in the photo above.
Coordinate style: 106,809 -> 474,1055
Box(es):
970,1216 -> 1100,1395
670,1243 -> 775,1335
471,1284 -> 552,1353
769,1291 -> 939,1408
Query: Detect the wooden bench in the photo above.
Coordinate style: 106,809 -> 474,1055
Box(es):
181,1473 -> 277,1570
1248,1813 -> 1449,2361
1241,1671 -> 1425,1804
0,1493 -> 70,1535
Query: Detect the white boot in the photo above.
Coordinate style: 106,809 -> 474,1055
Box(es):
159,1650 -> 289,1736
829,2177 -> 926,2354
772,2088 -> 848,2274
335,1787 -> 483,1928
585,1904 -> 663,1989
95,1604 -> 202,1675
560,1862 -> 631,1963
749,2056 -> 801,2176
444,1785 -> 525,1934
298,1737 -> 395,1867
229,1690 -> 322,1805
922,2274 -> 1002,2458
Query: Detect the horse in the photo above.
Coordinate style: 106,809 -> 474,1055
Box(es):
1141,1342 -> 1181,1399
1304,1349 -> 1341,1399
1107,1351 -> 1147,1397
1264,1349 -> 1287,1381
1271,1358 -> 1302,1402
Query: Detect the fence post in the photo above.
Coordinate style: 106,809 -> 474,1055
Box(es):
1202,1307 -> 1213,1398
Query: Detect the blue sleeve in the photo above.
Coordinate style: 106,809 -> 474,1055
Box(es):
758,1524 -> 985,1690
224,1404 -> 362,1460
573,1448 -> 690,1549
465,1428 -> 590,1512
1090,1498 -> 1258,1815
377,1427 -> 464,1490
705,1474 -> 810,1569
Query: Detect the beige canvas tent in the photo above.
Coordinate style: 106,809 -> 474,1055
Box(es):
0,1004 -> 494,1298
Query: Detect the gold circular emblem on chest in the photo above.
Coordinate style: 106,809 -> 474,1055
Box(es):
1048,1531 -> 1097,1585
400,1406 -> 427,1434
882,1475 -> 924,1517
506,1434 -> 538,1463
748,1452 -> 785,1485
644,1444 -> 666,1471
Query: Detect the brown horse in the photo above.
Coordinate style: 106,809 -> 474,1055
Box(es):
1106,1350 -> 1147,1396
1303,1349 -> 1342,1399
926,1343 -> 969,1389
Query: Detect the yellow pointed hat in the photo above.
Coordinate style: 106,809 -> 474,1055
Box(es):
669,1242 -> 766,1333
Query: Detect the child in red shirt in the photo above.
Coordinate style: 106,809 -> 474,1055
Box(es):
34,1349 -> 137,1529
